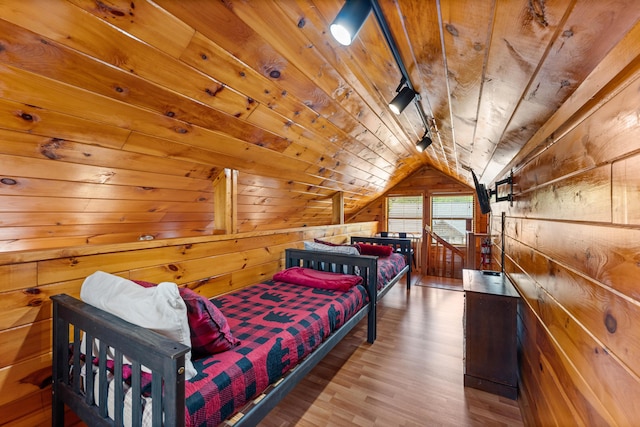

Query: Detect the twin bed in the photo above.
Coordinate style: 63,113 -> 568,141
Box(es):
51,237 -> 412,427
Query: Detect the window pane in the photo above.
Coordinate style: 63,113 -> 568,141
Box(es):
388,196 -> 422,218
431,196 -> 473,218
431,195 -> 473,245
388,218 -> 422,233
387,196 -> 422,234
432,219 -> 468,245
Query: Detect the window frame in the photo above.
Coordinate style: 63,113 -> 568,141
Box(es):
385,193 -> 424,235
430,193 -> 475,246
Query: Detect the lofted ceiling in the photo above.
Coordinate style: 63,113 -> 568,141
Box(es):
1,0 -> 639,234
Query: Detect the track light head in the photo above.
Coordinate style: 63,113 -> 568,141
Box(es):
330,0 -> 373,46
389,86 -> 416,115
416,135 -> 432,152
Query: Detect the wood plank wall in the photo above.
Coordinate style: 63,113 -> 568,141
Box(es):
489,21 -> 640,426
237,172 -> 346,232
0,131 -> 365,249
0,0 -> 423,245
0,132 -> 357,248
0,1 -> 380,254
0,128 -> 219,252
0,222 -> 376,426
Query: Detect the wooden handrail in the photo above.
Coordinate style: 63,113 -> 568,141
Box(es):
424,228 -> 466,279
425,229 -> 465,258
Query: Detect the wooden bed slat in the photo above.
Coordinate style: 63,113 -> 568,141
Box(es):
131,362 -> 142,427
114,350 -> 124,426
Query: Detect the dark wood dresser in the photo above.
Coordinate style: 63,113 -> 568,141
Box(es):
463,269 -> 520,399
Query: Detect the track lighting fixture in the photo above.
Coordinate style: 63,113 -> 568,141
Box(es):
331,0 -> 434,141
416,133 -> 432,152
330,0 -> 372,46
389,86 -> 416,115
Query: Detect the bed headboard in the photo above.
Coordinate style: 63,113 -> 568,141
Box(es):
284,248 -> 378,342
350,236 -> 412,267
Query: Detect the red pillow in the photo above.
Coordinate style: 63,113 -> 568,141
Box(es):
133,280 -> 239,357
357,243 -> 393,257
273,267 -> 363,292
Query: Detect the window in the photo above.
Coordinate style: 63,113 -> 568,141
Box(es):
431,195 -> 473,245
387,196 -> 423,234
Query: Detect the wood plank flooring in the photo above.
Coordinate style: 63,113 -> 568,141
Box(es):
259,274 -> 524,427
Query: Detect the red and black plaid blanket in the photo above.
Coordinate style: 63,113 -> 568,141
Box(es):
377,253 -> 407,290
184,279 -> 368,426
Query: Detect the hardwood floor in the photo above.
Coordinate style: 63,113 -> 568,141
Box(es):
259,274 -> 524,427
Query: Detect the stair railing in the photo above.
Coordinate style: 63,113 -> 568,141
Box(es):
424,228 -> 466,278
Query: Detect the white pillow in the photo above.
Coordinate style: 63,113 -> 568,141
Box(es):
80,271 -> 196,380
303,241 -> 360,255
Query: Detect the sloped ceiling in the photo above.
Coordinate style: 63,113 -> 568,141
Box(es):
1,0 -> 638,229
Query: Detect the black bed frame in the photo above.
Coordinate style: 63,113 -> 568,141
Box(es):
51,248 -> 379,427
349,236 -> 412,299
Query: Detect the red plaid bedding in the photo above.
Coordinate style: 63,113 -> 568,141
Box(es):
184,279 -> 368,426
377,252 -> 407,290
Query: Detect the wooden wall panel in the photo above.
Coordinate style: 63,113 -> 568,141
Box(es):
0,319 -> 51,370
0,65 -> 221,249
488,29 -> 640,425
517,220 -> 640,300
0,389 -> 53,426
0,127 -> 216,250
0,353 -> 52,407
0,128 -> 215,181
506,240 -> 638,422
1,280 -> 82,330
509,255 -> 609,426
612,154 -> 640,225
0,262 -> 36,293
0,222 -> 377,421
0,98 -> 130,149
237,172 -> 340,232
514,165 -> 612,222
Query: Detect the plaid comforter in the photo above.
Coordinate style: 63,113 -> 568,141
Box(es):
184,280 -> 368,426
377,252 -> 407,290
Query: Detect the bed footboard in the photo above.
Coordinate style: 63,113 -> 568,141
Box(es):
51,294 -> 189,427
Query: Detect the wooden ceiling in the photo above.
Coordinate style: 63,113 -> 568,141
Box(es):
1,0 -> 638,236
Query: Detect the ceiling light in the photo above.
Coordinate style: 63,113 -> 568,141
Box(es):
389,86 -> 416,115
331,0 -> 434,138
416,135 -> 432,152
330,0 -> 372,46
